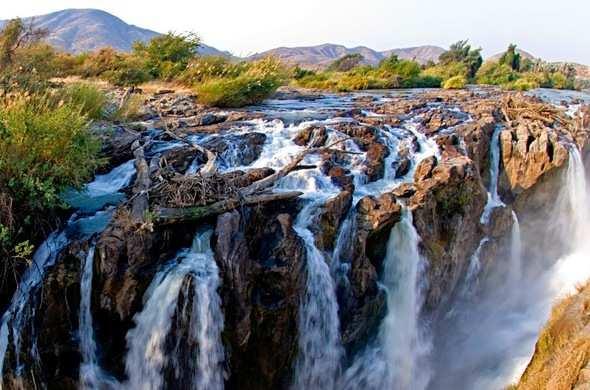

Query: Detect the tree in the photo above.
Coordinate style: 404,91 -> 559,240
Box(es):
439,40 -> 483,79
0,18 -> 47,68
132,32 -> 200,79
499,44 -> 521,71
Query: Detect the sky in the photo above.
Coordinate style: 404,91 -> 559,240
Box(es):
2,0 -> 589,64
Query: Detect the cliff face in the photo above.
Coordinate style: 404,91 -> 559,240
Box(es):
1,87 -> 587,389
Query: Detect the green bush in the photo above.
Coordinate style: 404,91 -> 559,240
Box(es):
178,56 -> 246,85
195,57 -> 286,107
443,75 -> 467,89
505,78 -> 538,91
57,83 -> 108,120
423,61 -> 468,81
476,62 -> 518,85
133,32 -> 200,80
0,93 -> 103,262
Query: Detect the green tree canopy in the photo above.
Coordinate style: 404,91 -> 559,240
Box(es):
499,44 -> 521,71
439,40 -> 483,79
132,32 -> 200,79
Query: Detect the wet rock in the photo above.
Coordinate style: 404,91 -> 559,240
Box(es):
92,212 -> 196,379
392,157 -> 411,178
293,125 -> 328,147
313,190 -> 353,251
420,108 -> 464,134
98,126 -> 141,171
392,183 -> 417,198
203,132 -> 267,167
365,142 -> 389,182
160,147 -> 207,174
327,166 -> 354,191
178,113 -> 228,127
215,201 -> 307,390
414,156 -> 438,182
336,193 -> 402,351
409,155 -> 487,311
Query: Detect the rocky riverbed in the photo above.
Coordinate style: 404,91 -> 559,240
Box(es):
0,86 -> 589,389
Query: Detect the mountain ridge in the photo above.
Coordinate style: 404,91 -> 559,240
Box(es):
0,8 -> 230,57
250,43 -> 446,68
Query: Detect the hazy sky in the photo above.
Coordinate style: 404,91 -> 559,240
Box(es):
2,0 -> 589,63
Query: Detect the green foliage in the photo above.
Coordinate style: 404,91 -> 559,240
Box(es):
178,56 -> 246,85
327,53 -> 365,72
132,32 -> 200,80
439,40 -> 483,78
0,93 -> 103,262
195,57 -> 286,107
499,44 -> 521,71
476,62 -> 518,85
296,55 -> 437,91
443,75 -> 467,89
292,66 -> 316,80
378,55 -> 421,79
57,83 -> 108,120
423,61 -> 468,81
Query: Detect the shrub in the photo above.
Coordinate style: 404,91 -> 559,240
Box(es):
378,55 -> 421,79
195,57 -> 286,107
549,72 -> 574,90
133,32 -> 200,80
57,83 -> 108,120
476,62 -> 518,85
178,56 -> 246,85
423,61 -> 468,81
102,56 -> 151,87
505,78 -> 538,91
443,75 -> 467,89
0,93 -> 103,262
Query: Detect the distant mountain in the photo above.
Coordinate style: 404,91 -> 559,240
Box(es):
250,43 -> 446,69
0,9 -> 230,57
381,45 -> 446,65
488,48 -> 537,62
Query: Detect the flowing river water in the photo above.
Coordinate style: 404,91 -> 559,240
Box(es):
0,88 -> 589,389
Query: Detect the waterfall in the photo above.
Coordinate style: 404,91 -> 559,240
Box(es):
341,207 -> 430,390
0,231 -> 69,382
79,244 -> 99,388
79,244 -> 118,390
461,237 -> 489,296
509,211 -> 522,287
380,207 -> 431,389
124,230 -> 225,390
481,125 -> 504,224
293,202 -> 343,390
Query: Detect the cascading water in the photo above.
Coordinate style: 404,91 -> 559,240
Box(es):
481,125 -> 504,224
509,211 -> 522,287
292,202 -> 343,390
124,230 -> 225,390
341,207 -> 430,390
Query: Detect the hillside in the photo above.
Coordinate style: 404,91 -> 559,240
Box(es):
250,43 -> 446,69
0,8 -> 229,56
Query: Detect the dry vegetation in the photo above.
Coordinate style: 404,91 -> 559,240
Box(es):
513,282 -> 590,389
